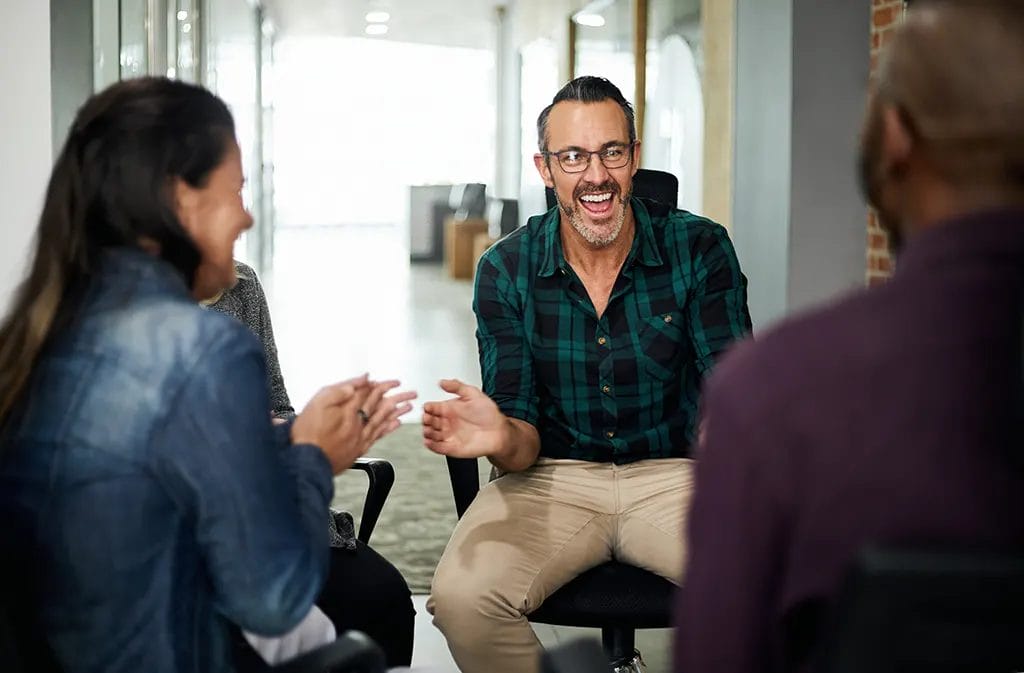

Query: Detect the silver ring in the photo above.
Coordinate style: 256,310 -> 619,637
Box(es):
357,409 -> 369,425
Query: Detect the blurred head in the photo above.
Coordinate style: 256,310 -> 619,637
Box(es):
0,77 -> 247,424
858,0 -> 1024,253
534,76 -> 641,249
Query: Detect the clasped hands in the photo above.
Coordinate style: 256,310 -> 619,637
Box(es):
291,374 -> 417,474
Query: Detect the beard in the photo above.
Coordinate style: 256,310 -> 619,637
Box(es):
556,180 -> 631,248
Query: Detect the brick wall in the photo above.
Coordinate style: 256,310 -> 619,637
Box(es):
866,0 -> 905,286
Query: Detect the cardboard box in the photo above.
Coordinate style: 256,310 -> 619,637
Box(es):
472,232 -> 497,277
445,216 -> 489,280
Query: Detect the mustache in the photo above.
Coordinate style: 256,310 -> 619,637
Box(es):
573,181 -> 619,200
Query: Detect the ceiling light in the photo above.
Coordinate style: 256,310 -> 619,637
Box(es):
177,10 -> 188,21
575,13 -> 606,27
365,11 -> 391,23
365,23 -> 388,35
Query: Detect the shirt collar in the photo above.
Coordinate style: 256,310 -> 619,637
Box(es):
536,196 -> 664,277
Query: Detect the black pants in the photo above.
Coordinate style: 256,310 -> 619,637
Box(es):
234,541 -> 415,671
316,541 -> 415,668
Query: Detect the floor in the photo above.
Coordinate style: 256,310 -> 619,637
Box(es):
264,224 -> 480,419
260,224 -> 674,672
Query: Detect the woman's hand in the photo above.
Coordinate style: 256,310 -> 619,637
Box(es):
357,379 -> 417,450
291,375 -> 415,474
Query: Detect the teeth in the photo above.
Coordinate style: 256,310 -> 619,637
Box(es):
580,193 -> 612,203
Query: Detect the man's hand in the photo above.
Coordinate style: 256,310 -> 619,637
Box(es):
421,379 -> 510,459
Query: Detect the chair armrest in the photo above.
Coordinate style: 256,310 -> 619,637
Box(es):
348,458 -> 394,544
445,456 -> 481,520
271,630 -> 386,673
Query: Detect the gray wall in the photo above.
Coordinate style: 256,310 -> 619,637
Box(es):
732,0 -> 868,330
787,1 -> 869,314
50,0 -> 95,155
733,0 -> 793,329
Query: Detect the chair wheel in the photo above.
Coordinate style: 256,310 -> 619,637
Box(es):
611,649 -> 646,673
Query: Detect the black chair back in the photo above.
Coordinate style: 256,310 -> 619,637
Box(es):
544,168 -> 679,211
817,548 -> 1024,673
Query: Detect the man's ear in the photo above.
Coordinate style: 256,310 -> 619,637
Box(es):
534,153 -> 555,189
879,104 -> 913,176
630,140 -> 642,178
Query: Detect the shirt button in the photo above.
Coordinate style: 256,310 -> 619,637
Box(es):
601,384 -> 611,394
597,336 -> 607,346
559,268 -> 567,276
606,431 -> 615,439
663,314 -> 673,323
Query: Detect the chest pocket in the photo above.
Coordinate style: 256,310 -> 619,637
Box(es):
638,311 -> 686,380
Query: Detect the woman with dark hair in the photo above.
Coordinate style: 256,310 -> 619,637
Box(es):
205,263 -> 416,666
0,77 -> 414,673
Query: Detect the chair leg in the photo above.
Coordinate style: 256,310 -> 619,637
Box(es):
600,627 -> 635,663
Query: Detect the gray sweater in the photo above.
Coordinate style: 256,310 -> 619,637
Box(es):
207,262 -> 294,419
206,261 -> 355,549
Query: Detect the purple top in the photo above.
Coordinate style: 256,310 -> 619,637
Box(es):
675,209 -> 1024,673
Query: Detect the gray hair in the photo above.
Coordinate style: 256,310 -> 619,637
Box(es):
536,76 -> 636,152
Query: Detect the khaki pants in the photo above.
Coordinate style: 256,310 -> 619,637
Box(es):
427,458 -> 694,673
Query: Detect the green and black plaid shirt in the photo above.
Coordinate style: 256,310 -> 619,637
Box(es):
473,197 -> 752,464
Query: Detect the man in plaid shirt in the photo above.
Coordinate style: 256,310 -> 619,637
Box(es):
423,76 -> 752,673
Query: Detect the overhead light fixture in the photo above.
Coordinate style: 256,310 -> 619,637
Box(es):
182,22 -> 192,33
365,23 -> 388,35
365,11 -> 390,23
177,10 -> 188,21
574,13 -> 606,27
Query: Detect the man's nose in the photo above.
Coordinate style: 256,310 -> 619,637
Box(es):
582,152 -> 611,184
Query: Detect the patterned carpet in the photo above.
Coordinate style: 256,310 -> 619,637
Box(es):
331,424 -> 491,594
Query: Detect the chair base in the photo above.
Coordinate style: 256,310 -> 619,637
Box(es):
602,627 -> 636,662
611,650 -> 646,673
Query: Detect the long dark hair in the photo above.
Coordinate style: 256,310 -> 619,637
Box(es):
0,77 -> 235,425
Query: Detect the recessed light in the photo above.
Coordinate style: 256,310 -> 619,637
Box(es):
365,11 -> 391,23
365,23 -> 388,35
575,13 -> 606,27
177,10 -> 188,21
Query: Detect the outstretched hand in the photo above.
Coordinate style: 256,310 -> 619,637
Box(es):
421,379 -> 507,459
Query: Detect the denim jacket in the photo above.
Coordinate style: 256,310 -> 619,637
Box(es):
0,248 -> 333,673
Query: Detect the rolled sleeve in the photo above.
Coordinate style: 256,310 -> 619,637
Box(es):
473,253 -> 538,426
686,225 -> 753,376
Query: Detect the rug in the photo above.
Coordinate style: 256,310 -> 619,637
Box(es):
330,424 -> 491,594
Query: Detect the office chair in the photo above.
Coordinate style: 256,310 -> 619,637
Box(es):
816,547 -> 1024,673
444,168 -> 683,671
0,599 -> 388,673
817,309 -> 1024,671
347,458 -> 394,544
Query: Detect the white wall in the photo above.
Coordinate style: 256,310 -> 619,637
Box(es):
0,3 -> 52,313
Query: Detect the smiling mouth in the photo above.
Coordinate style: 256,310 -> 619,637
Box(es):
578,192 -> 615,217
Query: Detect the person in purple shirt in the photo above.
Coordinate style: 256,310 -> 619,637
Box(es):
676,2 -> 1024,672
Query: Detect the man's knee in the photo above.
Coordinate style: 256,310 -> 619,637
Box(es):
429,555 -> 519,633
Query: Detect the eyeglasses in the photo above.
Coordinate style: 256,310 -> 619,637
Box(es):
541,142 -> 635,173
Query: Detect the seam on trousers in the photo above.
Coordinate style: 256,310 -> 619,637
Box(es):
520,513 -> 607,614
